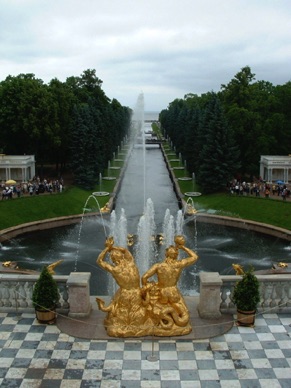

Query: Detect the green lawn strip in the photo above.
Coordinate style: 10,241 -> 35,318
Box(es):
172,169 -> 191,179
0,186 -> 110,230
174,173 -> 291,230
165,150 -> 176,156
192,193 -> 291,230
151,123 -> 163,139
177,180 -> 198,193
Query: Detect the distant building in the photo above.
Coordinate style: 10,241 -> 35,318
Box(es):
260,155 -> 291,183
0,154 -> 36,183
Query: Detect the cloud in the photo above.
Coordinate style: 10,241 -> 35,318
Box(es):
0,0 -> 290,110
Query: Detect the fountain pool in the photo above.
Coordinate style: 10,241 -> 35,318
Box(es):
1,214 -> 290,296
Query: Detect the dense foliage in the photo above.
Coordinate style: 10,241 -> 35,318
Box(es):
32,266 -> 60,310
0,69 -> 131,189
232,267 -> 260,311
160,66 -> 291,192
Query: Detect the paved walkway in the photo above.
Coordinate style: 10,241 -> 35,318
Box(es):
0,311 -> 291,387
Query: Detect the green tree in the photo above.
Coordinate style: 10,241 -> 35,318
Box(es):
0,69 -> 130,181
70,104 -> 98,189
0,74 -> 56,163
220,66 -> 258,176
48,78 -> 76,173
272,82 -> 291,155
180,105 -> 200,173
197,93 -> 240,193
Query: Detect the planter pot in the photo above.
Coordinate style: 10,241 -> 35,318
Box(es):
35,307 -> 56,324
236,309 -> 256,327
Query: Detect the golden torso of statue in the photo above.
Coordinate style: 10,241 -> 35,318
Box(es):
111,262 -> 140,289
155,260 -> 182,288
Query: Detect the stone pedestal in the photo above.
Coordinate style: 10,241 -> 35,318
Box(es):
67,272 -> 91,317
198,272 -> 222,319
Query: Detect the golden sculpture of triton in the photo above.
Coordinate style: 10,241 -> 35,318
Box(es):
96,235 -> 198,337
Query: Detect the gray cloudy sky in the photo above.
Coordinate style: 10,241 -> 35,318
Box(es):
0,0 -> 290,111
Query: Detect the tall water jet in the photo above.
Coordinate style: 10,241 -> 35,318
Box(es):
133,93 -> 147,207
135,198 -> 156,275
117,209 -> 128,248
109,211 -> 117,243
176,209 -> 184,236
162,209 -> 175,248
132,92 -> 145,132
184,197 -> 198,250
109,209 -> 127,248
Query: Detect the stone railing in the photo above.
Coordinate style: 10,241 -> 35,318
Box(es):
0,272 -> 91,317
2,271 -> 291,319
198,272 -> 291,319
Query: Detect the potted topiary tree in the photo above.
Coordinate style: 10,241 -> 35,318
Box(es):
231,266 -> 260,327
32,265 -> 60,324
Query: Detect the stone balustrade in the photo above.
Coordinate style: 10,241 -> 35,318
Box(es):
0,272 -> 91,317
198,272 -> 291,318
1,271 -> 291,319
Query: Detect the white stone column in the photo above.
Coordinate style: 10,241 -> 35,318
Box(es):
268,168 -> 272,182
67,272 -> 91,317
284,168 -> 288,183
260,158 -> 265,179
198,272 -> 222,319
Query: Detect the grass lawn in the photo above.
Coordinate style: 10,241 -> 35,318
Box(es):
193,192 -> 291,230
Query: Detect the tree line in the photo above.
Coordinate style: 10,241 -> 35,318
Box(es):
159,66 -> 291,193
0,69 -> 131,189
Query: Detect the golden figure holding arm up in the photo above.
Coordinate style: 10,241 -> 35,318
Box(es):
141,235 -> 198,336
96,236 -> 140,290
142,235 -> 198,293
96,237 -> 147,337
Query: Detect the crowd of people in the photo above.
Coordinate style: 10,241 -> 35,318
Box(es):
228,180 -> 290,200
1,176 -> 64,200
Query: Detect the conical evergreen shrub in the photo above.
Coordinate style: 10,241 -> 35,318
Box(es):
32,266 -> 60,310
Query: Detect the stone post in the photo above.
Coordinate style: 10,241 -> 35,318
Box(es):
198,272 -> 222,319
67,272 -> 91,317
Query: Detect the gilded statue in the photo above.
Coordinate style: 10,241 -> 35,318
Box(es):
142,235 -> 198,335
232,263 -> 245,275
96,237 -> 149,337
96,235 -> 198,337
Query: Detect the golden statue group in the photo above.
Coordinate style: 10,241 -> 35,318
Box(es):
96,235 -> 198,337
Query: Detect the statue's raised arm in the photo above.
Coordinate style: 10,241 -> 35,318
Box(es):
174,235 -> 198,267
96,236 -> 115,272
